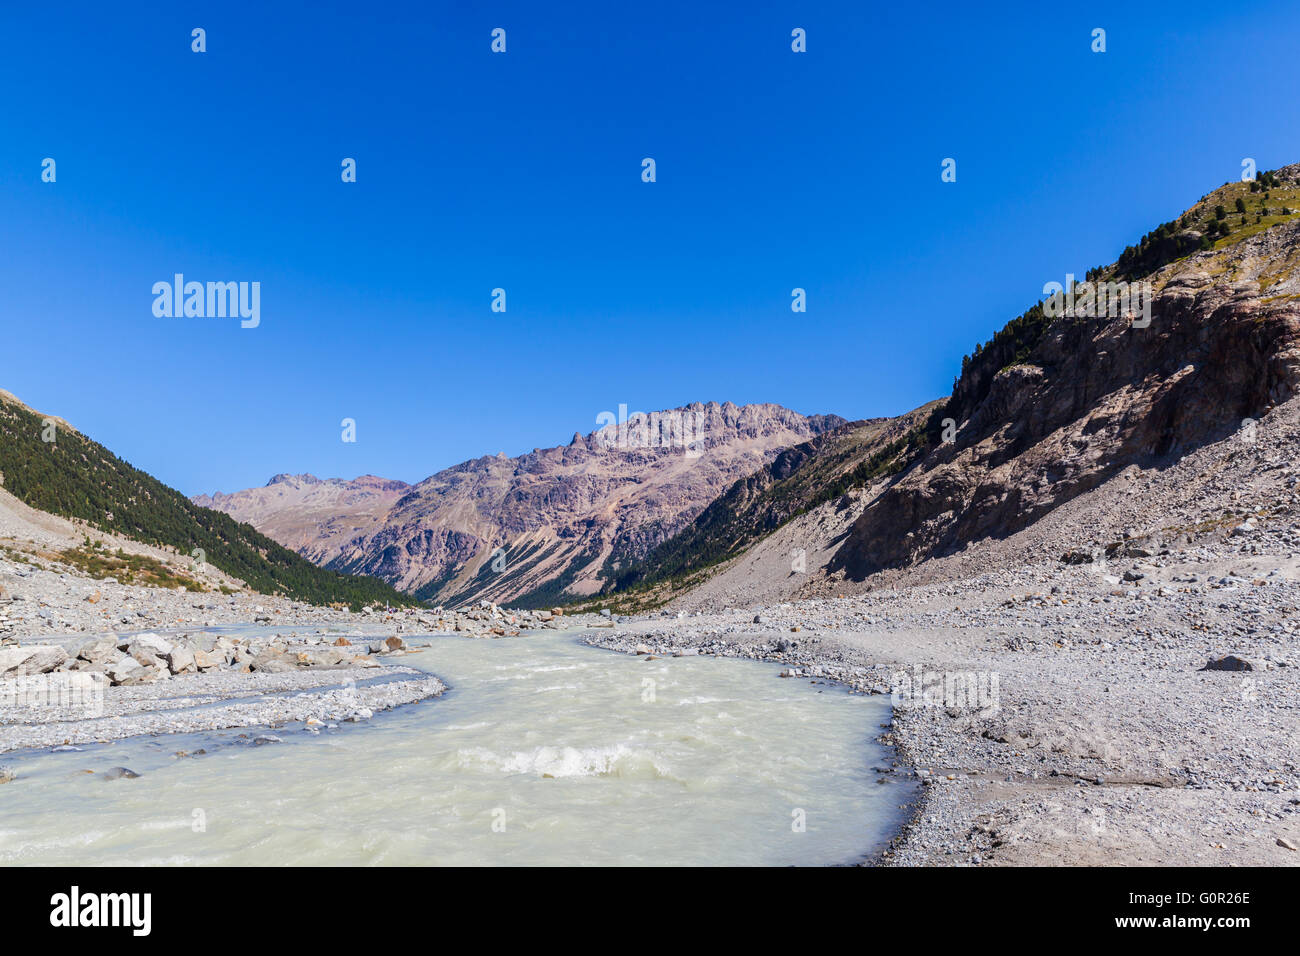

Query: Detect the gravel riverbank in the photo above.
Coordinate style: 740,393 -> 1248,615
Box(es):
0,663 -> 445,756
582,537 -> 1300,866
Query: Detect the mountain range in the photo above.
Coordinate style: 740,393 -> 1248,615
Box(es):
5,164 -> 1298,613
196,403 -> 845,607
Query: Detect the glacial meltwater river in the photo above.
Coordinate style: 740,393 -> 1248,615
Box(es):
0,631 -> 906,865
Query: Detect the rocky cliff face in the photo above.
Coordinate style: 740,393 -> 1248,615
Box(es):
196,403 -> 843,606
830,170 -> 1300,580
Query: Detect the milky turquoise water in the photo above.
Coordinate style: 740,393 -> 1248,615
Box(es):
0,632 -> 905,865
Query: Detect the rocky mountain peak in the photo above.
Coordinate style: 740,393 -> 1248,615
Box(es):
196,403 -> 844,606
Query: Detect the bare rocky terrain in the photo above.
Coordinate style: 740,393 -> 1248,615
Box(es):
195,402 -> 843,607
832,176 -> 1300,584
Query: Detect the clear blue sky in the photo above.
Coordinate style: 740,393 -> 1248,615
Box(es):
2,1 -> 1297,495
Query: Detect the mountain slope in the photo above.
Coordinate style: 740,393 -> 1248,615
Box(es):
197,402 -> 844,607
0,391 -> 414,609
830,164 -> 1300,580
193,474 -> 411,566
600,401 -> 942,605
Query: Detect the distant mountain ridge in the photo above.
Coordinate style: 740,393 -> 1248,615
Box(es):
193,474 -> 413,567
194,402 -> 845,607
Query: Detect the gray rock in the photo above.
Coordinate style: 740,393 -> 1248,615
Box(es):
192,648 -> 223,671
250,655 -> 297,674
164,644 -> 197,674
1201,655 -> 1253,672
105,656 -> 147,685
121,632 -> 173,656
101,767 -> 140,780
76,638 -> 122,665
0,645 -> 69,676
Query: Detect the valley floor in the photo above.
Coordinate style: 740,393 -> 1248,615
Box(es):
5,486 -> 1298,865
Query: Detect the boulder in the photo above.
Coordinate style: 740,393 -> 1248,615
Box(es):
76,638 -> 122,666
139,664 -> 169,683
164,645 -> 197,674
120,632 -> 173,656
1059,549 -> 1095,565
127,646 -> 163,669
0,645 -> 69,676
296,647 -> 346,667
105,656 -> 147,685
250,650 -> 296,673
1201,655 -> 1253,672
71,660 -> 112,675
192,648 -> 223,671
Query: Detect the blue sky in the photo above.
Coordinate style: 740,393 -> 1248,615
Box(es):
2,0 -> 1297,494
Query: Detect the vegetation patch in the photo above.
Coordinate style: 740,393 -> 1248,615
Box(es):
55,542 -> 207,591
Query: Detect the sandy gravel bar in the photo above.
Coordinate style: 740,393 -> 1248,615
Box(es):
0,664 -> 444,754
